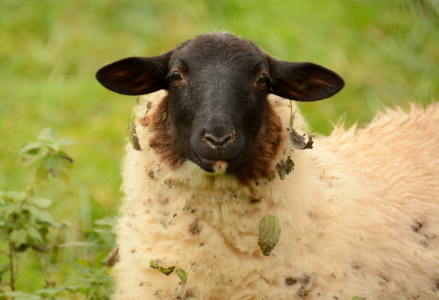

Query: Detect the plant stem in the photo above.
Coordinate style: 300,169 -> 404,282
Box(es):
273,197 -> 282,216
8,242 -> 15,291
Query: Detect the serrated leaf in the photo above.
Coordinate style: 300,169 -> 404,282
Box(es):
42,155 -> 63,177
258,214 -> 281,256
150,261 -> 175,276
38,128 -> 57,142
35,164 -> 49,186
25,226 -> 43,243
17,152 -> 44,167
34,210 -> 60,228
57,137 -> 77,146
275,156 -> 295,180
10,229 -> 28,248
18,142 -> 43,155
176,268 -> 187,285
31,197 -> 52,208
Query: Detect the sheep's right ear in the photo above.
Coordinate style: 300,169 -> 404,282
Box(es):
95,51 -> 172,95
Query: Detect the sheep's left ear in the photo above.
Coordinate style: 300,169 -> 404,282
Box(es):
95,51 -> 173,96
267,56 -> 344,101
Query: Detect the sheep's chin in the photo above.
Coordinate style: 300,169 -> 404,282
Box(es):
196,158 -> 228,175
192,151 -> 242,175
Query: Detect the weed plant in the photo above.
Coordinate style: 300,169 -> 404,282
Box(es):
0,0 -> 438,298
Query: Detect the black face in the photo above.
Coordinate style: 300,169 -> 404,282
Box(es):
165,35 -> 270,172
96,32 -> 345,174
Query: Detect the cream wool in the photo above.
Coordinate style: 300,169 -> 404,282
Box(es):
113,91 -> 439,299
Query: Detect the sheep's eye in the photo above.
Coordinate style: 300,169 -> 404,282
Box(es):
170,70 -> 183,83
257,74 -> 267,87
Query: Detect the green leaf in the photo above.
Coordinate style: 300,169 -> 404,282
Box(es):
176,268 -> 187,285
10,229 -> 28,248
275,156 -> 295,180
17,152 -> 44,167
42,154 -> 63,177
150,261 -> 175,276
18,142 -> 43,155
31,197 -> 52,208
35,164 -> 49,186
34,210 -> 60,228
38,128 -> 57,142
94,217 -> 115,227
57,137 -> 77,146
58,170 -> 71,185
25,226 -> 43,243
258,214 -> 281,256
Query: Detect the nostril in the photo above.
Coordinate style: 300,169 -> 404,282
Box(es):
203,130 -> 236,148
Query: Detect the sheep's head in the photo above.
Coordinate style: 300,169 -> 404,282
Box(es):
96,33 -> 344,180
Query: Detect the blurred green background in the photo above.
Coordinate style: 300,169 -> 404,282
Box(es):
0,0 -> 438,291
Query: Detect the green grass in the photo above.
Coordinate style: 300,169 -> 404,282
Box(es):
0,0 -> 438,294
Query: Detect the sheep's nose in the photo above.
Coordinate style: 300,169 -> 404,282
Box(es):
202,130 -> 236,149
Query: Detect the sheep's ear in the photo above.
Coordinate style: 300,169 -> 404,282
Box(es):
267,56 -> 344,101
95,51 -> 172,95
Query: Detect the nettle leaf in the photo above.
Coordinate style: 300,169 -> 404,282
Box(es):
42,155 -> 63,177
31,197 -> 52,209
17,152 -> 44,167
10,229 -> 28,248
18,142 -> 43,156
258,214 -> 281,256
34,210 -> 60,228
26,226 -> 43,243
35,164 -> 49,186
176,268 -> 187,285
57,137 -> 77,147
38,128 -> 57,142
150,261 -> 175,276
275,156 -> 295,180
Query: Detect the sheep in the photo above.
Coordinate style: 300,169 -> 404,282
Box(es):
96,32 -> 439,300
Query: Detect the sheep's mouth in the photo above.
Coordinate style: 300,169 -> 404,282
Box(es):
192,151 -> 239,174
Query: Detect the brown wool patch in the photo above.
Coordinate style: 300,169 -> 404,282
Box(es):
138,116 -> 150,127
149,96 -> 184,169
235,100 -> 284,183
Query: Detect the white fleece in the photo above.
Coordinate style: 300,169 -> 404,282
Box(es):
113,91 -> 439,300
